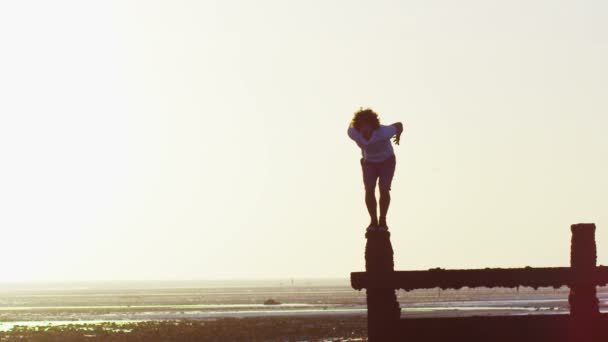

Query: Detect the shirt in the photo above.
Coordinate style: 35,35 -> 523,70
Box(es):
347,124 -> 397,163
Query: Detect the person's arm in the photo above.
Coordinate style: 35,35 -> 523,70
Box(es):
347,126 -> 369,148
391,122 -> 404,145
373,123 -> 400,141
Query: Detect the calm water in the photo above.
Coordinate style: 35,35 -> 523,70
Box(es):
0,279 -> 605,331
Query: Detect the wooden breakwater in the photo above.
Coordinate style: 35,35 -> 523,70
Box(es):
350,223 -> 608,341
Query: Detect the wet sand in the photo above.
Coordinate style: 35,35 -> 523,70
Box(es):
0,316 -> 369,342
0,281 -> 606,340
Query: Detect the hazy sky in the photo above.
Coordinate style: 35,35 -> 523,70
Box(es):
1,0 -> 607,281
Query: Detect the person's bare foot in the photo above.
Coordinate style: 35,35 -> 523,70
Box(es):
366,222 -> 378,232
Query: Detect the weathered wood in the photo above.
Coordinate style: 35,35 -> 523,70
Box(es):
364,230 -> 400,341
351,266 -> 608,291
351,223 -> 607,341
569,223 -> 599,341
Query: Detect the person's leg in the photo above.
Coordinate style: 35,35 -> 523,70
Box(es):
378,156 -> 396,228
365,189 -> 378,225
361,158 -> 379,226
379,189 -> 390,227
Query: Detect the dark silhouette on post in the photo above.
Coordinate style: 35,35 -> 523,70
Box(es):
351,223 -> 608,341
347,108 -> 404,232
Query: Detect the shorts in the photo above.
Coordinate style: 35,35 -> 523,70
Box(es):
360,155 -> 396,192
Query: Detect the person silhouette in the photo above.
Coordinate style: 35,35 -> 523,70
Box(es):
348,108 -> 404,232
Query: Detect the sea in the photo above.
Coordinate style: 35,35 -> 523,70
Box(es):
0,279 -> 606,331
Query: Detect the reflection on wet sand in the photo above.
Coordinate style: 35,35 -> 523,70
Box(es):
0,281 -> 606,340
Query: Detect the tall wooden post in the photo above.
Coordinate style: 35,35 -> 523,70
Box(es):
365,230 -> 401,341
569,223 -> 599,341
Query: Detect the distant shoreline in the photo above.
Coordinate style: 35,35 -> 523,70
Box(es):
0,278 -> 352,292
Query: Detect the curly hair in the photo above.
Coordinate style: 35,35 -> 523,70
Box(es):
350,107 -> 380,131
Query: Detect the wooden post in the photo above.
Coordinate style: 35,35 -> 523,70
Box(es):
365,230 -> 401,341
569,223 -> 599,341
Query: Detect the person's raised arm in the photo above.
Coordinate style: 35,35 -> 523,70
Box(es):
391,122 -> 404,145
347,125 -> 368,148
373,122 -> 401,141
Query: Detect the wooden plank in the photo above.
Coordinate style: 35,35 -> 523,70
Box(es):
351,266 -> 608,291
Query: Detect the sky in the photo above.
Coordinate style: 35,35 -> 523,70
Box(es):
0,0 -> 607,282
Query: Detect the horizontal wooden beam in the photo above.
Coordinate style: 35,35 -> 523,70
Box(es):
351,266 -> 608,291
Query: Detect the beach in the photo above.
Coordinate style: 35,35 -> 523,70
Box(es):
0,280 -> 606,340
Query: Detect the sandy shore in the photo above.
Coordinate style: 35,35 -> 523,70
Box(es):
0,316 -> 369,342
